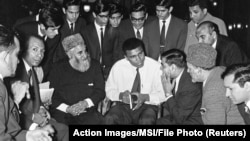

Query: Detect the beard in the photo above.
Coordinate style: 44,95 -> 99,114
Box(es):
70,56 -> 91,72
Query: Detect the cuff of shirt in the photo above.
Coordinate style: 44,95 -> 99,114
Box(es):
29,123 -> 38,130
85,98 -> 94,108
56,103 -> 69,113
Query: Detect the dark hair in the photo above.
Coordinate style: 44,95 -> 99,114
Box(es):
63,0 -> 81,9
130,2 -> 147,15
0,26 -> 17,52
197,21 -> 220,34
39,7 -> 63,29
108,3 -> 123,16
19,35 -> 44,58
122,38 -> 145,55
222,64 -> 250,88
161,49 -> 186,68
93,0 -> 109,15
156,0 -> 173,9
187,0 -> 208,9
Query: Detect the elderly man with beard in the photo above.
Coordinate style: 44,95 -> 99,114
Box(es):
48,33 -> 105,125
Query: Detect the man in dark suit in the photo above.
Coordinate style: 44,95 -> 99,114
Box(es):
48,33 -> 105,125
82,1 -> 118,80
196,21 -> 249,67
10,35 -> 68,141
118,2 -> 154,51
222,64 -> 250,124
56,0 -> 87,61
15,6 -> 63,81
0,25 -> 53,141
157,49 -> 203,125
144,0 -> 187,61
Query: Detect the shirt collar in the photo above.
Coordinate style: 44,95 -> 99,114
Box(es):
174,68 -> 184,92
246,100 -> 250,109
0,74 -> 3,81
212,39 -> 217,49
160,14 -> 171,23
22,59 -> 32,73
94,21 -> 105,31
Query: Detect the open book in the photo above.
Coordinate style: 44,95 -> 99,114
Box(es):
39,82 -> 54,104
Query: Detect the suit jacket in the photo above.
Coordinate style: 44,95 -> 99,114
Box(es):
215,35 -> 249,67
118,19 -> 150,52
0,80 -> 27,141
55,17 -> 87,62
12,60 -> 41,129
202,67 -> 244,124
161,68 -> 203,125
237,103 -> 250,125
145,16 -> 187,60
15,21 -> 61,81
82,23 -> 119,79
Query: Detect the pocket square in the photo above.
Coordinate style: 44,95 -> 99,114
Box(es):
88,83 -> 94,86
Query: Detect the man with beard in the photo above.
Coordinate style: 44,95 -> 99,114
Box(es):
48,33 -> 105,125
8,35 -> 69,141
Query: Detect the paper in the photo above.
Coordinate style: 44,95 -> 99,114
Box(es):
39,81 -> 50,89
40,88 -> 54,104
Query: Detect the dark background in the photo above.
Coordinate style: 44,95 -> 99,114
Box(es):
1,0 -> 250,57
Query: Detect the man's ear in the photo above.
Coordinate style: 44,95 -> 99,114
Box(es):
145,13 -> 148,20
169,6 -> 173,13
202,8 -> 208,15
244,82 -> 250,91
39,23 -> 46,31
92,12 -> 97,18
62,8 -> 66,14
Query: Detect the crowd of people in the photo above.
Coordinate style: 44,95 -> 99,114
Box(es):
0,0 -> 250,140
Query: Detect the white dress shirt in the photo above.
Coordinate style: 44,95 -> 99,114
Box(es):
106,57 -> 165,105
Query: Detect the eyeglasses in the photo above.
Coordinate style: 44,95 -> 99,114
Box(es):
130,16 -> 146,22
98,14 -> 109,19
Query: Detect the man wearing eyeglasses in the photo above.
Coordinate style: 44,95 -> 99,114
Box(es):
144,0 -> 187,61
82,1 -> 117,80
118,2 -> 155,56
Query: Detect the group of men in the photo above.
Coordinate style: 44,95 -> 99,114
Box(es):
1,0 -> 250,140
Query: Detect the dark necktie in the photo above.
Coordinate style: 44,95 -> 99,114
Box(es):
131,68 -> 141,93
100,27 -> 104,64
160,20 -> 166,55
29,68 -> 41,113
70,23 -> 74,34
136,30 -> 142,40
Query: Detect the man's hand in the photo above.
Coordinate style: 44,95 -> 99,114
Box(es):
161,72 -> 176,97
39,107 -> 51,120
131,92 -> 149,111
11,81 -> 30,105
119,90 -> 130,104
26,125 -> 54,141
33,113 -> 48,127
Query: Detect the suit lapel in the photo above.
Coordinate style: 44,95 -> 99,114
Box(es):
165,16 -> 174,50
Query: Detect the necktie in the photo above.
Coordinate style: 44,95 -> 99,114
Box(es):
172,80 -> 176,97
70,23 -> 74,33
136,30 -> 141,40
100,27 -> 104,64
131,68 -> 141,93
160,20 -> 166,54
30,67 -> 41,113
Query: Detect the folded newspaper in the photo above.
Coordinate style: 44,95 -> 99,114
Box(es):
39,82 -> 54,104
